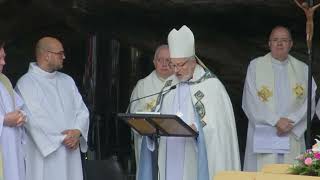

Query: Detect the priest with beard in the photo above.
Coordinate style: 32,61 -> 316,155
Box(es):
15,37 -> 89,180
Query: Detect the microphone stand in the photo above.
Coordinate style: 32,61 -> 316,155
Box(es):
127,85 -> 177,113
127,83 -> 177,180
151,84 -> 178,180
155,85 -> 177,112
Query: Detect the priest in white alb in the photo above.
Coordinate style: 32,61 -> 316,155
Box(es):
138,25 -> 240,180
129,44 -> 173,178
15,37 -> 89,180
0,41 -> 27,180
242,26 -> 317,171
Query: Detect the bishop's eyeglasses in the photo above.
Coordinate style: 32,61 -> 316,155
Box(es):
168,60 -> 189,70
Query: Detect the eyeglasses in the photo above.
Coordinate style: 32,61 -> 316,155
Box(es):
269,38 -> 291,44
47,50 -> 65,57
169,61 -> 189,70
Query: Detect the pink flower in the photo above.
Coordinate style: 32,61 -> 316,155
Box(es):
304,157 -> 313,166
314,152 -> 320,160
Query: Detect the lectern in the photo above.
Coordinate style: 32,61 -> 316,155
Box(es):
117,113 -> 198,180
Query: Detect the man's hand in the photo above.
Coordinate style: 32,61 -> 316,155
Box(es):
4,110 -> 26,127
276,118 -> 294,136
62,129 -> 81,150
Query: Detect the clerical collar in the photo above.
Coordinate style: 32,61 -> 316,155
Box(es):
29,62 -> 57,79
155,73 -> 166,82
271,56 -> 288,65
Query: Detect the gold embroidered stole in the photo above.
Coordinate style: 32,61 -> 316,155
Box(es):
256,53 -> 306,113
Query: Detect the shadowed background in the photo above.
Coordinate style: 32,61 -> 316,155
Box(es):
2,0 -> 320,179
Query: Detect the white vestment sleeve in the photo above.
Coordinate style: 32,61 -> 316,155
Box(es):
13,91 -> 24,110
0,89 -> 23,136
242,62 -> 280,126
16,83 -> 65,157
130,81 -> 145,113
71,81 -> 89,152
129,84 -> 138,113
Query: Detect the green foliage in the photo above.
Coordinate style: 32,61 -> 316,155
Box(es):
288,148 -> 320,176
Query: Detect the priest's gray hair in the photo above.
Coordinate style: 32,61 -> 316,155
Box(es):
153,44 -> 169,62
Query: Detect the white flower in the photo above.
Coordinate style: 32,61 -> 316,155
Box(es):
312,139 -> 320,152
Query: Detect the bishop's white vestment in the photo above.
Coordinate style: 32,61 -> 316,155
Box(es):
139,64 -> 240,180
243,53 -> 316,171
15,62 -> 89,180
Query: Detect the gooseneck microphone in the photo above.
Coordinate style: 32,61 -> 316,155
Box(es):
127,85 -> 177,113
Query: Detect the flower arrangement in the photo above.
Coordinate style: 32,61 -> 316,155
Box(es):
289,139 -> 320,176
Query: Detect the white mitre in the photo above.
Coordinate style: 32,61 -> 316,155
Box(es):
168,25 -> 195,59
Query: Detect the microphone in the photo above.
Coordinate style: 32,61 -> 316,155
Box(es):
127,85 -> 177,113
154,85 -> 175,113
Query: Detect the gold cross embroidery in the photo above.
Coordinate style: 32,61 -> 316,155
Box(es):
145,99 -> 156,111
293,84 -> 304,98
257,86 -> 273,102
